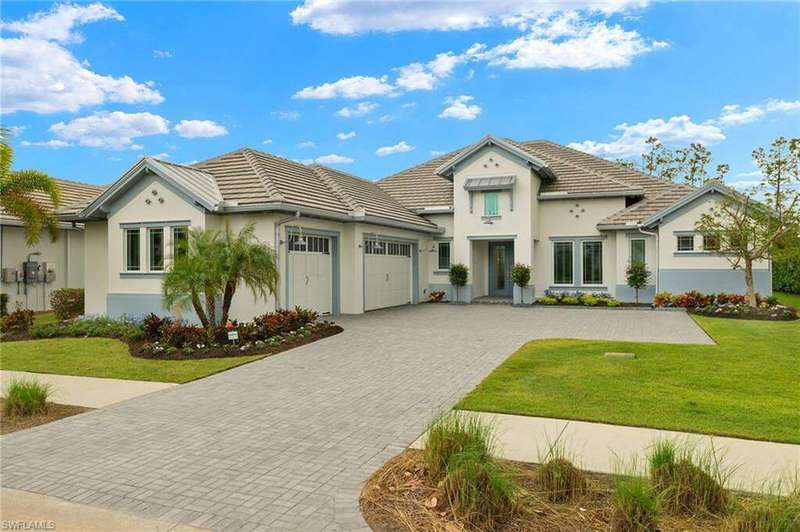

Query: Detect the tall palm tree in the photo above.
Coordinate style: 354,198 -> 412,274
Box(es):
0,127 -> 61,245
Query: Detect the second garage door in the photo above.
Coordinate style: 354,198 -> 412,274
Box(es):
288,234 -> 332,314
364,239 -> 413,311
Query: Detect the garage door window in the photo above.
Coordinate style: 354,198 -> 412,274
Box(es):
289,235 -> 329,254
365,239 -> 410,256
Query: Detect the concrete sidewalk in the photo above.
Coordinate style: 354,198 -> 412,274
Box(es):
0,371 -> 177,408
414,411 -> 800,494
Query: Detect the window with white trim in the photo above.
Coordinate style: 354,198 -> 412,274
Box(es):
149,228 -> 164,271
553,241 -> 574,285
582,241 -> 603,285
364,239 -> 410,256
437,242 -> 451,270
630,238 -> 646,264
124,228 -> 140,272
288,234 -> 330,254
677,235 -> 694,252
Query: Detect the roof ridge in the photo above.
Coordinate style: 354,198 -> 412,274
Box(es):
52,177 -> 107,190
308,165 -> 360,211
240,148 -> 285,202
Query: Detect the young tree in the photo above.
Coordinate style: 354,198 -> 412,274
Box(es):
617,137 -> 729,186
625,261 -> 651,304
696,137 -> 800,306
448,263 -> 468,303
0,127 -> 61,244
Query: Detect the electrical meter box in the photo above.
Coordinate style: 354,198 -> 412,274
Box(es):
22,261 -> 39,284
45,263 -> 56,283
36,262 -> 48,283
1,268 -> 18,283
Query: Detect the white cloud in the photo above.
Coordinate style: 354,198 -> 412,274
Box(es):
336,101 -> 378,118
290,0 -> 648,35
148,152 -> 169,159
7,125 -> 27,136
20,139 -> 70,149
174,120 -> 228,139
368,114 -> 395,124
271,110 -> 300,121
376,141 -> 414,157
395,63 -> 437,91
438,95 -> 482,120
430,150 -> 446,156
337,131 -> 356,140
401,102 -> 417,108
262,138 -> 273,145
569,115 -> 725,158
315,154 -> 355,165
153,49 -> 173,59
294,75 -> 395,100
49,111 -> 169,150
0,4 -> 163,114
1,3 -> 123,43
298,140 -> 316,149
716,98 -> 800,126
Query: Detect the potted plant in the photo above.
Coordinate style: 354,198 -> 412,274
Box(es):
448,263 -> 469,303
511,263 -> 533,305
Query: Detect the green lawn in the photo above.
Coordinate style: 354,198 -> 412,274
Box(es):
458,316 -> 800,443
0,338 -> 266,383
34,312 -> 58,326
775,291 -> 800,309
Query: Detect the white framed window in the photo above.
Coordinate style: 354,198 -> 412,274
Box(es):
553,241 -> 574,285
630,238 -> 646,264
124,228 -> 140,272
288,235 -> 330,254
149,228 -> 164,271
484,191 -> 499,216
677,235 -> 694,252
437,242 -> 451,270
582,241 -> 603,285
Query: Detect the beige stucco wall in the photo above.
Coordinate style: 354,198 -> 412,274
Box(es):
0,223 -> 86,312
83,221 -> 108,315
614,230 -> 658,281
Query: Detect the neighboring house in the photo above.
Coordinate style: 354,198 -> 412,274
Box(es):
59,135 -> 770,320
1,179 -> 106,311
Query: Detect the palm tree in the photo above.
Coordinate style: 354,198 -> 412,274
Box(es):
163,223 -> 278,328
0,127 -> 61,245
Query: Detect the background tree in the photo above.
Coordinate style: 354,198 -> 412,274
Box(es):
696,137 -> 800,306
0,127 -> 61,244
448,263 -> 468,303
625,261 -> 651,304
617,137 -> 729,186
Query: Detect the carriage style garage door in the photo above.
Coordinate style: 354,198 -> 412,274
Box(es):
288,234 -> 332,314
364,239 -> 413,311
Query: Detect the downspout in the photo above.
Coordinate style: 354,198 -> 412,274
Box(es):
637,226 -> 659,295
274,211 -> 300,310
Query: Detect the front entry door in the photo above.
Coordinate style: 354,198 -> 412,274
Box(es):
488,241 -> 514,297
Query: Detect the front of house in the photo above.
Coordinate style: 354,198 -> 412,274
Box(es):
59,135 -> 771,320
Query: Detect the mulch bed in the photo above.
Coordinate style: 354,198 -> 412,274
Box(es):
131,323 -> 344,360
689,306 -> 798,321
0,401 -> 92,435
361,450 -> 728,532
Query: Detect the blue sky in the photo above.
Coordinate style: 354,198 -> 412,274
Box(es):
2,1 -> 798,187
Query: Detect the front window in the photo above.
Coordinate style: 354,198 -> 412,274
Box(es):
582,241 -> 603,285
630,238 -> 646,264
172,226 -> 188,261
484,191 -> 499,216
553,241 -> 573,285
149,228 -> 164,271
437,242 -> 451,270
703,235 -> 719,251
125,228 -> 140,271
677,235 -> 694,252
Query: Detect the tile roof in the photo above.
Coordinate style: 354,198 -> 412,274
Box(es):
377,149 -> 460,210
3,178 -> 106,218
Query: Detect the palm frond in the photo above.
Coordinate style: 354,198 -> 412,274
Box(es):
1,170 -> 60,207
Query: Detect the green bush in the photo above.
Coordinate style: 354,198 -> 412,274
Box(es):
537,296 -> 558,305
511,263 -> 531,287
443,449 -> 517,529
65,317 -> 144,341
49,288 -> 84,320
612,477 -> 659,532
1,307 -> 34,334
0,293 -> 8,316
773,257 -> 800,294
582,294 -> 599,306
3,378 -> 51,417
606,298 -> 622,307
423,413 -> 493,478
30,322 -> 62,338
562,296 -> 580,305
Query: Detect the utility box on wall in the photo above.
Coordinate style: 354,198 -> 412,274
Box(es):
22,261 -> 39,284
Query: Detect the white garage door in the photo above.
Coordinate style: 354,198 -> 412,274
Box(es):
364,239 -> 413,311
288,235 -> 332,314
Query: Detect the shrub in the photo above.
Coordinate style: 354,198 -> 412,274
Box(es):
537,296 -> 558,305
726,495 -> 800,532
251,307 -> 318,339
30,322 -> 62,338
606,298 -> 622,307
428,290 -> 446,302
142,313 -> 170,339
49,288 -> 84,321
423,413 -> 493,479
0,293 -> 8,316
562,295 -> 579,305
582,294 -> 599,306
65,317 -> 144,341
3,378 -> 51,417
160,322 -> 207,348
511,263 -> 531,287
653,292 -> 674,307
773,257 -> 800,294
612,477 -> 659,532
535,457 -> 588,502
648,440 -> 729,515
443,449 -> 517,529
449,263 -> 469,302
1,307 -> 34,333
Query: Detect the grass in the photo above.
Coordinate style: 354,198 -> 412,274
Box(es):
33,312 -> 58,326
775,291 -> 800,310
611,477 -> 659,532
423,412 -> 494,478
458,316 -> 800,443
0,337 -> 266,384
3,378 -> 51,416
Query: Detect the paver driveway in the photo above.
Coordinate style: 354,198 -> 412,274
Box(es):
1,306 -> 711,531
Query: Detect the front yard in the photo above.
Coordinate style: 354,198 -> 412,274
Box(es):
458,315 -> 800,444
1,338 -> 266,383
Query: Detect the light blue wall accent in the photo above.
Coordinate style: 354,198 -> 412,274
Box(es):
106,293 -> 217,324
660,269 -> 772,296
615,284 -> 656,303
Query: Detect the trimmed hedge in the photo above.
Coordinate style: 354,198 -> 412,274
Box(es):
773,257 -> 800,294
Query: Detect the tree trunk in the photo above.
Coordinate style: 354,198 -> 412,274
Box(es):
635,288 -> 640,304
190,291 -> 209,329
220,279 -> 236,325
744,257 -> 757,307
204,283 -> 217,326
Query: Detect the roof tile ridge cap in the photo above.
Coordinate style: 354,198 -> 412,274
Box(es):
241,148 -> 285,202
53,177 -> 108,190
515,139 -> 641,191
154,158 -> 215,176
308,165 -> 360,212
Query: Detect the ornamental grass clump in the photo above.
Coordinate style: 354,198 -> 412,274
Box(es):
534,439 -> 588,502
611,477 -> 660,532
725,494 -> 800,532
3,378 -> 51,417
423,412 -> 493,478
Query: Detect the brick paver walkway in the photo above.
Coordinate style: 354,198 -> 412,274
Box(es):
1,305 -> 711,531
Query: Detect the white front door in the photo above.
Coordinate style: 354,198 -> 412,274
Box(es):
288,235 -> 332,314
364,239 -> 412,311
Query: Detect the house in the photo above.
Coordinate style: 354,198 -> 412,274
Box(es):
59,135 -> 771,320
1,178 -> 106,312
